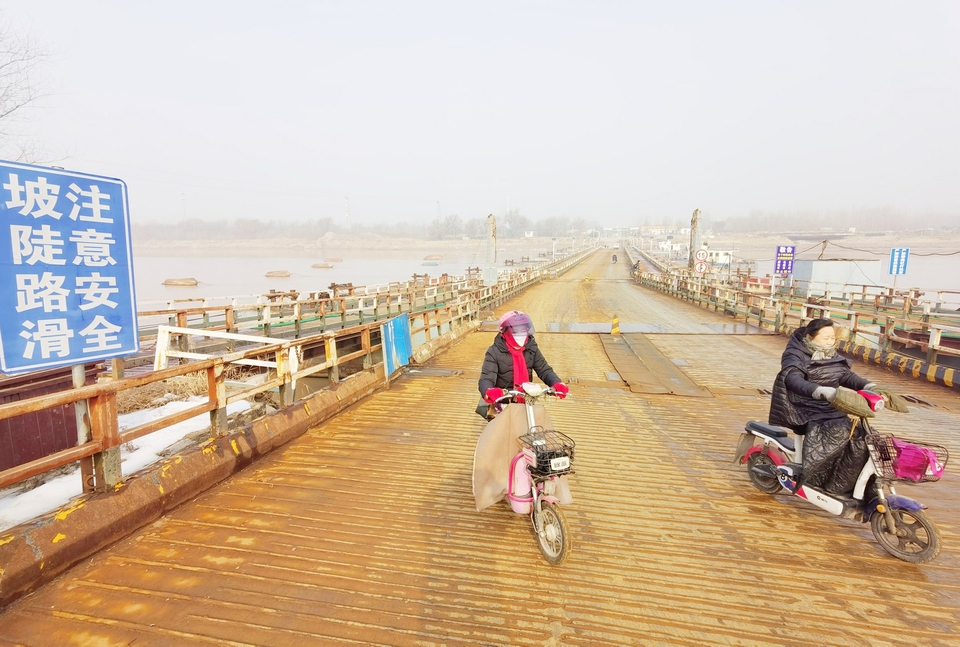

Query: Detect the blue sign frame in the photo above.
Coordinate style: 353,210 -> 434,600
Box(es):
889,248 -> 909,276
0,161 -> 138,374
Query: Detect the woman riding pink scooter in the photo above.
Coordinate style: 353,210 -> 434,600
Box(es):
471,311 -> 575,564
476,310 -> 568,418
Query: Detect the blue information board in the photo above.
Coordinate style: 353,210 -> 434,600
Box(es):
889,248 -> 909,276
381,315 -> 412,377
0,161 -> 138,375
774,245 -> 796,275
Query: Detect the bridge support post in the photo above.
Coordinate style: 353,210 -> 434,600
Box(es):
89,392 -> 122,491
362,327 -> 373,369
209,362 -> 228,435
72,364 -> 95,493
326,334 -> 340,384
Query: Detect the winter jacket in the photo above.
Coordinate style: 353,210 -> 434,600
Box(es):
478,334 -> 561,394
768,327 -> 869,428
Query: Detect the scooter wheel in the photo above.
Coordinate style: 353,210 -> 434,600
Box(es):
747,453 -> 782,494
533,502 -> 571,565
870,508 -> 941,563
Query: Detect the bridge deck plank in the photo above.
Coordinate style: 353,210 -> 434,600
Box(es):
1,252 -> 957,646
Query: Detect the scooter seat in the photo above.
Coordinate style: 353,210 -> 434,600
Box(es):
746,421 -> 792,438
775,436 -> 795,452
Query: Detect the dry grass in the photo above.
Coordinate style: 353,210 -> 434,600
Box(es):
115,365 -> 261,415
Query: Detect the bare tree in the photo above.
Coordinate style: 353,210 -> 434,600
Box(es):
0,19 -> 48,162
502,209 -> 530,238
463,217 -> 486,238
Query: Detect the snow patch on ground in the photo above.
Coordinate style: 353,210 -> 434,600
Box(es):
0,397 -> 251,533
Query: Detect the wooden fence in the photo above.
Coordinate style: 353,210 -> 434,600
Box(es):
0,249 -> 594,495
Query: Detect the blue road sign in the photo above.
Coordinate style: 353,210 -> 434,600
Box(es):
0,161 -> 138,375
889,248 -> 910,276
774,245 -> 796,275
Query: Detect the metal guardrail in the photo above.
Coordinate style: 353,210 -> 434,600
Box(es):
0,248 -> 595,495
625,245 -> 960,367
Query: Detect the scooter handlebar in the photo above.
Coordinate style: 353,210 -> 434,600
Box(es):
493,386 -> 560,403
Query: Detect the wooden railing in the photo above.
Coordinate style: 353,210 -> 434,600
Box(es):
0,248 -> 595,495
0,322 -> 381,492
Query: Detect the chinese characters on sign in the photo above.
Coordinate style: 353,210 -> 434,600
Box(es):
889,248 -> 909,276
0,161 -> 138,374
774,245 -> 796,275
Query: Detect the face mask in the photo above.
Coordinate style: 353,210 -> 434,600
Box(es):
512,333 -> 528,347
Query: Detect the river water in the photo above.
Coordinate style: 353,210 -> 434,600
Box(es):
131,243 -> 960,309
133,249 -> 515,306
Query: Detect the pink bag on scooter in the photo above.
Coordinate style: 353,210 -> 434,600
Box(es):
892,438 -> 945,482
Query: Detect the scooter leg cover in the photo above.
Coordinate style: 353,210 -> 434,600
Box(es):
472,404 -> 574,512
508,454 -> 532,514
802,419 -> 869,496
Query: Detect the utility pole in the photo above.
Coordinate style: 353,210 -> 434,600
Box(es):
688,208 -> 701,270
483,214 -> 498,286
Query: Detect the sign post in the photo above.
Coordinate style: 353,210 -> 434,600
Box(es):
0,161 -> 139,374
1,160 -> 138,489
772,245 -> 797,299
694,248 -> 708,273
774,245 -> 796,275
889,247 -> 909,289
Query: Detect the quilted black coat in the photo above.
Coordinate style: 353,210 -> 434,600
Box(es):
768,327 -> 869,429
478,334 -> 561,394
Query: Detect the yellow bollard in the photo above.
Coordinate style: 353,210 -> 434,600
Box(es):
611,314 -> 620,335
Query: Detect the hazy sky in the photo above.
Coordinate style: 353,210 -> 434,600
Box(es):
4,1 -> 960,226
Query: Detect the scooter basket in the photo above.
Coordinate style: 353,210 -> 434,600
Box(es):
518,429 -> 576,476
868,433 -> 948,483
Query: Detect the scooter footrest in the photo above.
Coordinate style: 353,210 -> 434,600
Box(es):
778,463 -> 803,478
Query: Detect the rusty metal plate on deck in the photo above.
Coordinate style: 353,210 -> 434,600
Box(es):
600,333 -> 713,398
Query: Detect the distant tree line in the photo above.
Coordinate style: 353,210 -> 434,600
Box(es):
134,206 -> 957,242
133,211 -> 598,241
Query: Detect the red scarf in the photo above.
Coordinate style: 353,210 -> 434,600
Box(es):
505,334 -> 529,387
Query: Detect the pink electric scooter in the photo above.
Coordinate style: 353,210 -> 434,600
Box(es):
493,382 -> 576,565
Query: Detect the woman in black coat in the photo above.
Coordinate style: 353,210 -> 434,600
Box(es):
476,311 -> 567,417
768,318 -> 872,495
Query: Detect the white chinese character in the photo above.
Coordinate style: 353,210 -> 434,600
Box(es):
66,183 -> 113,223
10,224 -> 67,265
3,173 -> 62,219
79,315 -> 122,353
19,319 -> 74,359
69,228 -> 117,266
15,272 -> 69,313
76,273 -> 119,310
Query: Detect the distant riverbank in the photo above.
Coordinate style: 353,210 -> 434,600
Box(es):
130,232 -> 959,303
132,235 -> 569,257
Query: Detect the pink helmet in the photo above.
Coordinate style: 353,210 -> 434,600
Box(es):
498,310 -> 535,335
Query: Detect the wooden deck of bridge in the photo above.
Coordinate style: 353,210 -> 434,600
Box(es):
1,252 -> 958,646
